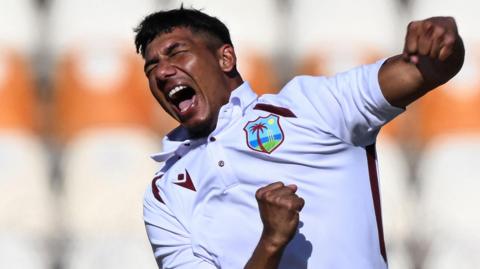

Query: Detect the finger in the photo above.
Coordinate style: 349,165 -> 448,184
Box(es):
438,35 -> 456,61
429,26 -> 446,59
273,190 -> 305,210
429,37 -> 442,59
404,21 -> 421,56
256,181 -> 285,199
264,186 -> 296,203
280,195 -> 305,214
417,22 -> 434,56
293,197 -> 305,212
286,184 -> 298,193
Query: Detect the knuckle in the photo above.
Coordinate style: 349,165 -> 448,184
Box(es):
273,181 -> 284,187
407,21 -> 414,29
288,196 -> 304,210
284,200 -> 295,211
444,35 -> 456,45
446,16 -> 455,24
408,21 -> 419,31
433,26 -> 446,38
299,197 -> 305,207
423,21 -> 433,30
273,195 -> 283,205
255,189 -> 263,200
264,191 -> 279,203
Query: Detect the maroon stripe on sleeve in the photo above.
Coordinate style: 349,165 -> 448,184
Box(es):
253,103 -> 297,118
151,175 -> 164,204
366,144 -> 388,264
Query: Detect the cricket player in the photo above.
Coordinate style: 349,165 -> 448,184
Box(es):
134,7 -> 464,269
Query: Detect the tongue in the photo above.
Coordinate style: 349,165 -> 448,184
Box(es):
178,98 -> 194,112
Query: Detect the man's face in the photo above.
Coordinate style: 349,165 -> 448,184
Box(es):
144,27 -> 234,137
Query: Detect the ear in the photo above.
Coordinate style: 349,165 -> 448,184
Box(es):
217,44 -> 237,73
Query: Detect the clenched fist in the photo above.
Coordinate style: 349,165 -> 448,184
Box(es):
402,17 -> 464,88
255,182 -> 305,250
379,16 -> 464,108
403,16 -> 460,63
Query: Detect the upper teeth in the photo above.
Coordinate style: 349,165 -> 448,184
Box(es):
168,85 -> 187,98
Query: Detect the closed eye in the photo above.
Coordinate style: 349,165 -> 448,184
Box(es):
144,57 -> 158,76
170,49 -> 188,58
144,63 -> 157,76
144,42 -> 188,76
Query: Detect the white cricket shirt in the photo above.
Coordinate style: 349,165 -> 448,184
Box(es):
144,59 -> 404,269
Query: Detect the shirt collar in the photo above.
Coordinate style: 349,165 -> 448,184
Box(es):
229,81 -> 258,114
150,81 -> 257,162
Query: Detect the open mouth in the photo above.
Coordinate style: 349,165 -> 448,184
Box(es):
168,85 -> 197,113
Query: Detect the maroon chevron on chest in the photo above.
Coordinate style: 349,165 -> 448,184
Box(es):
174,169 -> 196,191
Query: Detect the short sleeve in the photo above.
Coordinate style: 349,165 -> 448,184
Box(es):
277,59 -> 404,146
144,184 -> 218,269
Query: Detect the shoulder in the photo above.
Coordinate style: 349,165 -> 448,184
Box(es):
280,75 -> 330,94
256,76 -> 330,105
254,75 -> 334,117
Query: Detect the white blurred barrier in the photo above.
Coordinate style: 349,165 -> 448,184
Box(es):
0,234 -> 51,269
291,0 -> 398,74
47,0 -> 158,57
0,0 -> 38,54
60,129 -> 160,269
63,236 -> 157,269
417,136 -> 480,269
0,133 -> 53,269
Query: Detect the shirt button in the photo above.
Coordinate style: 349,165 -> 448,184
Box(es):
218,160 -> 225,167
209,137 -> 216,142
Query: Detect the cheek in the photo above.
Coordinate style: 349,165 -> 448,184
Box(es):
148,78 -> 163,102
187,54 -> 221,83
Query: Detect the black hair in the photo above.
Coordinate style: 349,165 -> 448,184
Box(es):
134,6 -> 233,57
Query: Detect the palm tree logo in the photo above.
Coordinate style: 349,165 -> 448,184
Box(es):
249,122 -> 268,152
243,114 -> 284,154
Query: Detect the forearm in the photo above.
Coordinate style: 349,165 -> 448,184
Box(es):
244,234 -> 286,269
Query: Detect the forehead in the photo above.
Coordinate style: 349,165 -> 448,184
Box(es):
144,28 -> 205,57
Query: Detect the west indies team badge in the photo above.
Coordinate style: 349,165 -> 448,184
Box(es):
243,114 -> 284,154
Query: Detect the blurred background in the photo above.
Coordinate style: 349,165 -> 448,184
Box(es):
0,0 -> 478,268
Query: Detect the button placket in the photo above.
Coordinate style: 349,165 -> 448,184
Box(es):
206,140 -> 238,189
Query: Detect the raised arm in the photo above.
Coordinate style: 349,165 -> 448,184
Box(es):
245,182 -> 305,269
379,16 -> 465,108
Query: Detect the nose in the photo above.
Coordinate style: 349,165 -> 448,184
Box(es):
154,59 -> 176,80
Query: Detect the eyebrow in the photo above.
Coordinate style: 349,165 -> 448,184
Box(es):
144,41 -> 186,72
165,42 -> 183,55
